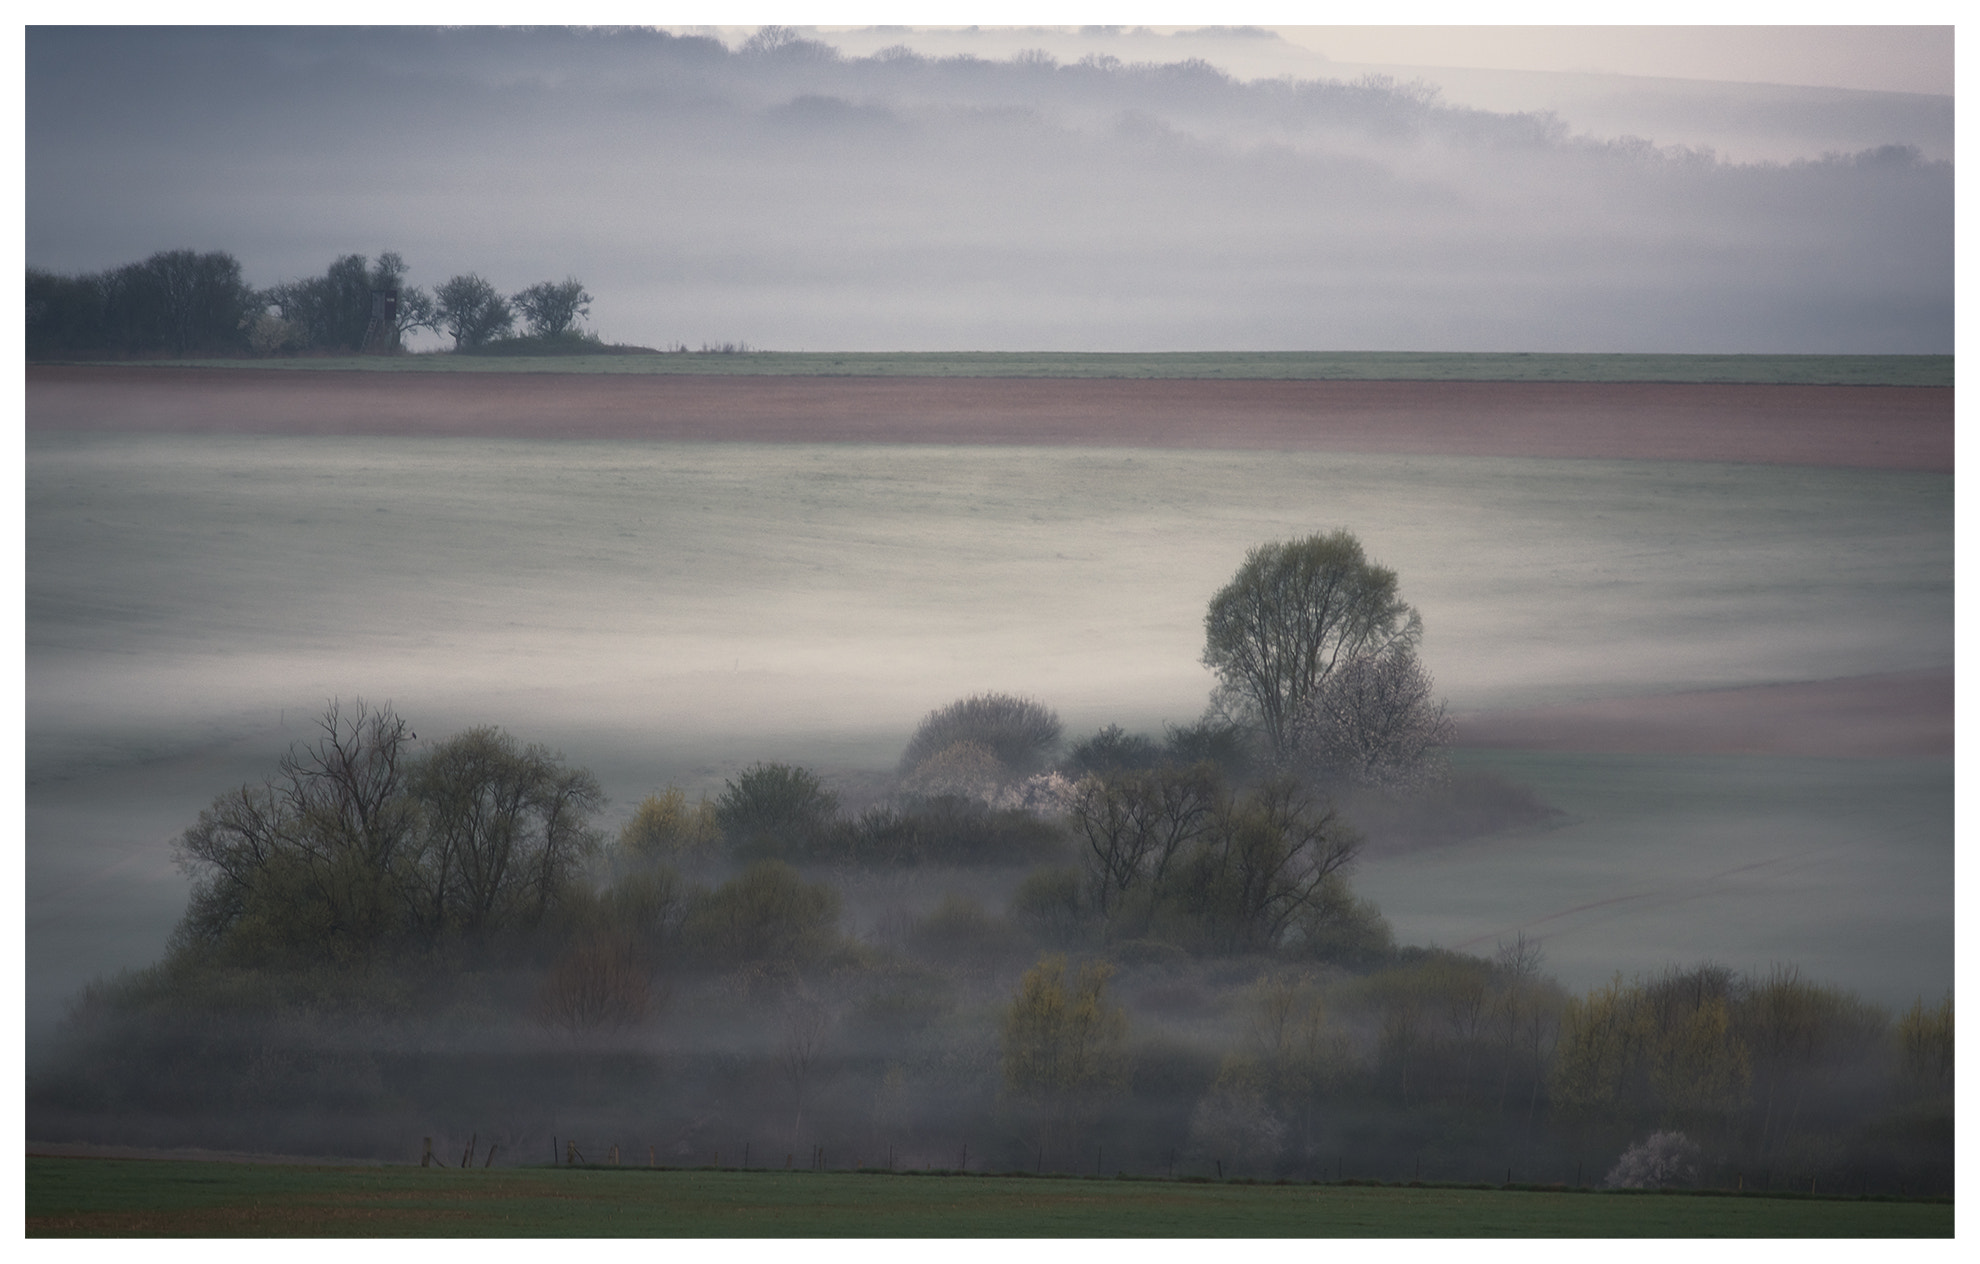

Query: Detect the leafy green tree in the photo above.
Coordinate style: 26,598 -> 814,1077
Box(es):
1202,531 -> 1420,759
435,272 -> 515,348
514,277 -> 593,338
714,763 -> 840,860
1000,954 -> 1128,1166
409,726 -> 604,935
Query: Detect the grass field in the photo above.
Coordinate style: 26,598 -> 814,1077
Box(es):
30,351 -> 1954,385
25,1157 -> 1952,1237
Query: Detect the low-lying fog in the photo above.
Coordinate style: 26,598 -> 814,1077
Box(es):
25,434 -> 1951,1045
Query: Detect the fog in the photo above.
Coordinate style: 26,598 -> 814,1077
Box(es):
26,434 -> 1951,1046
25,26 -> 1952,352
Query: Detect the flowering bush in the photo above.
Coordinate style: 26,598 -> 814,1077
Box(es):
1605,1130 -> 1702,1188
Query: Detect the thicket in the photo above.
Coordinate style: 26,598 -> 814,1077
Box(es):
31,697 -> 1950,1194
27,537 -> 1950,1192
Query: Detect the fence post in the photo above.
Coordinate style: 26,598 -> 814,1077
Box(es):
422,1137 -> 433,1168
484,1144 -> 497,1169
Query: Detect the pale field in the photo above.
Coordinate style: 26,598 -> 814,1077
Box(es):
24,434 -> 1952,1037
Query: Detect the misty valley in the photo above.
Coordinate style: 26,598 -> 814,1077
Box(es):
24,444 -> 1954,1194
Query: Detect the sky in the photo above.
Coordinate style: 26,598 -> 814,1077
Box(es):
21,21 -> 1954,353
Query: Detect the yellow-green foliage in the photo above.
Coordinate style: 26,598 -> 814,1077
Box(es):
1000,954 -> 1129,1158
1554,968 -> 1780,1134
1649,996 -> 1751,1122
1896,993 -> 1952,1101
618,788 -> 719,871
1553,975 -> 1649,1120
679,861 -> 841,966
1229,969 -> 1344,1107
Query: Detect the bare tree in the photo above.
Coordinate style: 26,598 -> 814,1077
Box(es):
435,273 -> 514,348
174,700 -> 417,960
513,278 -> 593,338
780,991 -> 834,1143
1065,763 -> 1219,917
535,933 -> 649,1039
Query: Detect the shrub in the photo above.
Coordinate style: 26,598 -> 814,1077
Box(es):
534,933 -> 650,1038
617,788 -> 720,873
1011,866 -> 1089,945
715,763 -> 840,861
1188,1081 -> 1286,1176
906,894 -> 1025,964
838,795 -> 1067,867
898,739 -> 1004,800
1064,724 -> 1162,776
680,861 -> 841,966
900,693 -> 1062,779
1163,718 -> 1254,782
1288,873 -> 1395,966
1605,1130 -> 1702,1188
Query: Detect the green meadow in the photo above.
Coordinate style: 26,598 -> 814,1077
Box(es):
25,1158 -> 1952,1237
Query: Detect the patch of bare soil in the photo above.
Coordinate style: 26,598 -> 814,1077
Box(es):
1455,669 -> 1952,758
26,368 -> 1951,470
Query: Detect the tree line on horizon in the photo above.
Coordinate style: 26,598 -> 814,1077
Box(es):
25,249 -> 594,359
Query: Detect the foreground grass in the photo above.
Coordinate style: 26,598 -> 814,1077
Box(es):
26,1158 -> 1951,1237
34,351 -> 1953,386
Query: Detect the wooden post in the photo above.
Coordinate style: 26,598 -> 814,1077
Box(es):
566,1140 -> 577,1166
649,1146 -> 656,1168
960,1143 -> 967,1172
422,1137 -> 433,1168
610,1145 -> 620,1166
463,1134 -> 476,1168
484,1144 -> 497,1169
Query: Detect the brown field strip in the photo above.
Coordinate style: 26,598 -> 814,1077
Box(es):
26,368 -> 1951,470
